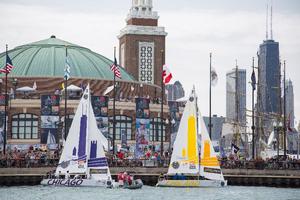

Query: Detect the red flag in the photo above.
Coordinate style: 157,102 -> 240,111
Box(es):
162,64 -> 172,84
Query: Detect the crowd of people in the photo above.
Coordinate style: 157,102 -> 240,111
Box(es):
0,147 -> 59,168
1,147 -> 300,170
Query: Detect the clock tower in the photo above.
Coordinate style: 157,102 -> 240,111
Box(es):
118,0 -> 167,86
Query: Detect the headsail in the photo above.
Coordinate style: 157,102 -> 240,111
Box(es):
168,89 -> 199,175
87,98 -> 111,180
199,113 -> 225,181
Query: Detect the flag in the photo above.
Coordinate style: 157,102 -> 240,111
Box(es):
251,70 -> 256,90
61,82 -> 65,90
111,58 -> 121,79
0,54 -> 15,74
211,67 -> 218,86
162,64 -> 172,84
231,143 -> 240,154
64,56 -> 71,80
103,85 -> 114,95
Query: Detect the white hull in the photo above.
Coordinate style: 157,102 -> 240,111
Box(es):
156,179 -> 227,188
41,178 -> 118,188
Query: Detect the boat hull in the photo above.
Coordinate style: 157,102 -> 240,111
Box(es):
41,178 -> 118,188
123,179 -> 143,189
156,179 -> 227,187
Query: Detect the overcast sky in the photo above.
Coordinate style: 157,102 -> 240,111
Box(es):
0,0 -> 299,127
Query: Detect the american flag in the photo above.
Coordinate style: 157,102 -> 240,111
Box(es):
110,58 -> 121,79
0,54 -> 15,74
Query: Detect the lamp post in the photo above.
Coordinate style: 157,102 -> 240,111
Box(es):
11,78 -> 18,99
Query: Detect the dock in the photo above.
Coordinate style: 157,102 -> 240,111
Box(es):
0,167 -> 300,187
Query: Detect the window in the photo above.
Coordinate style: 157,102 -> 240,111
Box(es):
150,118 -> 166,142
12,114 -> 38,139
109,115 -> 133,140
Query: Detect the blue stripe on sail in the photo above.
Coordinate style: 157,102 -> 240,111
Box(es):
72,155 -> 87,161
88,157 -> 108,167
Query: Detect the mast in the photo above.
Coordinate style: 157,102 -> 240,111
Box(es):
234,60 -> 240,146
64,47 -> 68,142
283,60 -> 286,157
251,57 -> 255,159
3,45 -> 8,155
209,53 -> 212,139
160,50 -> 165,157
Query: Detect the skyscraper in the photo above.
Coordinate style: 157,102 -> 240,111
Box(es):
165,81 -> 185,101
285,79 -> 294,128
226,68 -> 247,126
258,39 -> 281,115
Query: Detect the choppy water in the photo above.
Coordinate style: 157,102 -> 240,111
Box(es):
1,186 -> 300,200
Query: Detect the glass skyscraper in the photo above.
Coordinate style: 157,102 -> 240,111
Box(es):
258,39 -> 281,115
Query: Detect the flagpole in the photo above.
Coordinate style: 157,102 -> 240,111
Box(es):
209,53 -> 212,139
64,47 -> 68,142
160,50 -> 165,157
251,57 -> 255,159
112,47 -> 116,155
3,44 -> 8,155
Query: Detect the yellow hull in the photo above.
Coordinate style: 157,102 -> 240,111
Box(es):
156,180 -> 227,188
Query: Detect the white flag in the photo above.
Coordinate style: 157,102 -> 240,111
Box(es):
103,85 -> 114,95
211,67 -> 218,86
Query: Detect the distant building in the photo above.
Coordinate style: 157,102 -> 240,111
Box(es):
165,81 -> 185,101
285,79 -> 294,128
257,39 -> 281,115
203,115 -> 225,143
226,68 -> 246,125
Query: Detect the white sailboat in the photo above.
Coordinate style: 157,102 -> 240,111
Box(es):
156,88 -> 227,187
41,84 -> 116,188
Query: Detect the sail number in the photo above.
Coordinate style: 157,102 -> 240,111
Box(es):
47,179 -> 83,186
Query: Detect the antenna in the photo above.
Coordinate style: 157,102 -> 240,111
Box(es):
266,3 -> 269,40
270,0 -> 273,40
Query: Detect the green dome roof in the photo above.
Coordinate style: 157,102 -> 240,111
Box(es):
0,36 -> 135,81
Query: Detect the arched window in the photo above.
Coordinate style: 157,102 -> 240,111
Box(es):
12,114 -> 38,139
150,118 -> 166,142
109,116 -> 133,140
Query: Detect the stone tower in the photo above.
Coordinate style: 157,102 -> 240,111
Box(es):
118,0 -> 167,86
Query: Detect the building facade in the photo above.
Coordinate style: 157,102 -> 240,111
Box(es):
226,68 -> 247,126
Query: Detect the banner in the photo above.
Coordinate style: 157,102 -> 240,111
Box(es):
135,98 -> 150,158
40,95 -> 60,148
168,101 -> 180,147
91,96 -> 109,138
0,94 -> 7,151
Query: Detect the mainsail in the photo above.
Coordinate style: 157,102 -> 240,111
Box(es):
168,90 -> 199,175
56,85 -> 109,179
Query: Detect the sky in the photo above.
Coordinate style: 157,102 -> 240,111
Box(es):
0,0 -> 299,128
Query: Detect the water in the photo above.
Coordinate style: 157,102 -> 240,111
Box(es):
1,186 -> 300,200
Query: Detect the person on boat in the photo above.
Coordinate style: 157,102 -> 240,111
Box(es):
66,171 -> 70,179
117,172 -> 125,186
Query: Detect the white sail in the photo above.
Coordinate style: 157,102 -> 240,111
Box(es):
168,90 -> 199,175
199,113 -> 225,181
267,131 -> 275,146
56,84 -> 108,178
47,130 -> 56,145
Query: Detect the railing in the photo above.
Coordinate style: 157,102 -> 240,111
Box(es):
1,158 -> 300,170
